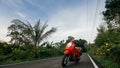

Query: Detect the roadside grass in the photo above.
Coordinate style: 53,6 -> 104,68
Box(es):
88,46 -> 120,68
93,56 -> 120,68
0,59 -> 22,65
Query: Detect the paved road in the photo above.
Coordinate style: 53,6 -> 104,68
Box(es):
0,53 -> 95,68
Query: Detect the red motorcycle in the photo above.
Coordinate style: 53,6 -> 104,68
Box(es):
61,40 -> 82,67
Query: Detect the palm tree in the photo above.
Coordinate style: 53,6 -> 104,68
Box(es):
7,19 -> 57,47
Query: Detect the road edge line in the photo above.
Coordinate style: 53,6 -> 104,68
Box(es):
87,54 -> 98,68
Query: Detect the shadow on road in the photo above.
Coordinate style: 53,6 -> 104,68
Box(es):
62,62 -> 81,68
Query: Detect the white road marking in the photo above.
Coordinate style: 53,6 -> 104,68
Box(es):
87,54 -> 99,68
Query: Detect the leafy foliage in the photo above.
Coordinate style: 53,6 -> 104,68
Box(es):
0,19 -> 59,65
103,0 -> 120,28
0,41 -> 64,65
94,0 -> 120,64
7,19 -> 57,47
75,39 -> 87,52
110,44 -> 120,62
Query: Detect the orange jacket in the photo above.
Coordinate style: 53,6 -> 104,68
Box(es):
65,39 -> 76,53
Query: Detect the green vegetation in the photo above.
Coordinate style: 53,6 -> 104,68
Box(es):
88,45 -> 120,68
0,19 -> 87,65
7,19 -> 56,48
0,19 -> 60,65
88,0 -> 120,68
0,37 -> 87,65
94,56 -> 120,68
75,39 -> 87,52
0,41 -> 65,65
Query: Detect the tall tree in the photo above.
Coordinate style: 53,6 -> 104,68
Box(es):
7,19 -> 57,47
95,0 -> 120,46
103,0 -> 120,28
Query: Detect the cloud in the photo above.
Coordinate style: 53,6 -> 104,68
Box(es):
25,0 -> 49,12
1,0 -> 23,10
16,12 -> 34,23
16,12 -> 26,19
0,0 -> 106,43
0,28 -> 11,42
47,1 -> 105,43
47,7 -> 90,42
0,16 -> 11,42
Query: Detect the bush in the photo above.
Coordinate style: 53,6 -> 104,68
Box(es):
0,42 -> 64,65
88,44 -> 120,68
110,45 -> 120,63
12,47 -> 26,60
94,43 -> 120,63
95,43 -> 112,56
0,43 -> 13,55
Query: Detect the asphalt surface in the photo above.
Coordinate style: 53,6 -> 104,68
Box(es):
0,53 -> 95,68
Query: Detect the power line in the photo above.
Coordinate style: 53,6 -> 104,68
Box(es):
86,0 -> 90,43
86,0 -> 88,26
92,0 -> 99,33
90,0 -> 99,43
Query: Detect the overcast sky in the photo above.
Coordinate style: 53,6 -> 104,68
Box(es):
0,0 -> 106,43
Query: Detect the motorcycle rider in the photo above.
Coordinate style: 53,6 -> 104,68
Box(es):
67,39 -> 75,60
66,39 -> 81,60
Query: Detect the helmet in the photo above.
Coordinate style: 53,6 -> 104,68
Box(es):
70,39 -> 75,43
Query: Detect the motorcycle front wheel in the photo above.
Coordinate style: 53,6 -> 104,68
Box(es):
61,55 -> 69,67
